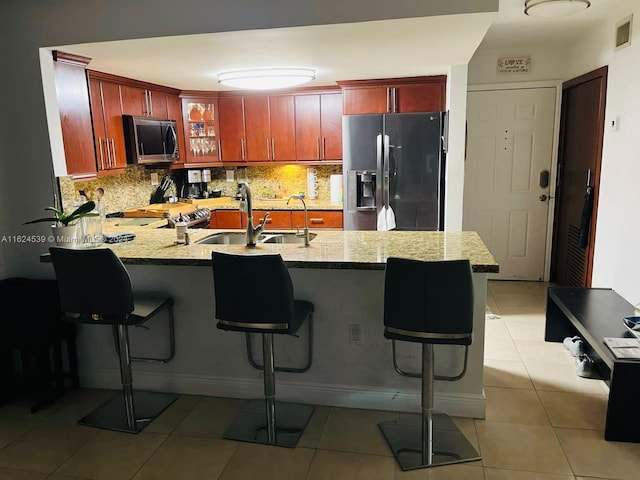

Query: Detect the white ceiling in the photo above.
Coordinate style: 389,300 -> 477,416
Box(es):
481,0 -> 630,48
55,0 -> 626,91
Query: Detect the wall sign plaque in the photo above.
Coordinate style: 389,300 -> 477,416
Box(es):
497,56 -> 531,74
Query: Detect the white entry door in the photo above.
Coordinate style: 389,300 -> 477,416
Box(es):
463,88 -> 557,280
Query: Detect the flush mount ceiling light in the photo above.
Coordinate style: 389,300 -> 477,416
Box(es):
524,0 -> 591,18
217,68 -> 316,90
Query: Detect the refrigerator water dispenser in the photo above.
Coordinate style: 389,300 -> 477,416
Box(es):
347,170 -> 377,210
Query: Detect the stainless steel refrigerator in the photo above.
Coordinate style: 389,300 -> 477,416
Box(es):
342,112 -> 446,230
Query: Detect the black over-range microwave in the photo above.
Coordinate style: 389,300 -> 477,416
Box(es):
123,115 -> 179,164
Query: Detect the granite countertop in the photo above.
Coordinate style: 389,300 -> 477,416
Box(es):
43,226 -> 498,272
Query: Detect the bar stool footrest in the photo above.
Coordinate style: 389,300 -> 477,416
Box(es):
379,413 -> 481,471
79,390 -> 177,434
223,399 -> 314,448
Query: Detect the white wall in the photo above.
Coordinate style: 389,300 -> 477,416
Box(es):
468,43 -> 570,85
445,64 -> 469,230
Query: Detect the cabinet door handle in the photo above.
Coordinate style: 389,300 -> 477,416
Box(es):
104,138 -> 112,168
218,139 -> 222,161
317,138 -> 321,159
147,90 -> 152,116
241,138 -> 245,161
392,87 -> 397,113
98,138 -> 106,170
386,88 -> 391,113
322,137 -> 326,159
109,138 -> 116,167
142,91 -> 148,116
266,138 -> 270,160
310,218 -> 324,224
271,138 -> 275,161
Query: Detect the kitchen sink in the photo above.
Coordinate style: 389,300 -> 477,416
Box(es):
196,232 -> 258,245
196,231 -> 316,245
261,232 -> 317,244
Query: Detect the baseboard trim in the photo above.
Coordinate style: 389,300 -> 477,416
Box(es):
79,369 -> 486,418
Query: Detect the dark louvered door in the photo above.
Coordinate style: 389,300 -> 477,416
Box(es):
550,67 -> 607,287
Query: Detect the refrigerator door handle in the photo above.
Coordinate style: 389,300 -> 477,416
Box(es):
376,133 -> 383,212
383,134 -> 390,208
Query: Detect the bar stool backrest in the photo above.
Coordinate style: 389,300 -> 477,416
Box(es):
212,252 -> 294,329
49,247 -> 134,322
384,258 -> 473,345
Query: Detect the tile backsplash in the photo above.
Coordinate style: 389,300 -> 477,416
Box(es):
58,166 -> 174,214
59,164 -> 342,214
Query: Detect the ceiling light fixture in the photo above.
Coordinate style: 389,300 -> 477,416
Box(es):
524,0 -> 591,18
217,68 -> 316,90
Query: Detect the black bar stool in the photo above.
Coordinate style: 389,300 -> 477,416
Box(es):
378,257 -> 481,471
49,247 -> 177,434
212,251 -> 314,448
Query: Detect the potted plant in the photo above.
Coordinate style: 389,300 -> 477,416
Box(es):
24,201 -> 98,248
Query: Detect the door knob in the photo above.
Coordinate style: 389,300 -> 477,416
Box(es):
539,194 -> 548,201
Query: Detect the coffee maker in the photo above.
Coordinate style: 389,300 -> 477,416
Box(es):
182,169 -> 211,199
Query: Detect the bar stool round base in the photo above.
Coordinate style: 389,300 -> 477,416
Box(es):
224,399 -> 315,448
79,390 -> 177,434
379,414 -> 481,471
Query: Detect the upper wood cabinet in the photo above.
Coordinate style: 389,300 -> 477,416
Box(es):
268,95 -> 296,161
87,77 -> 128,172
52,52 -> 97,178
181,94 -> 220,164
120,85 -> 169,118
87,75 -> 128,172
295,92 -> 342,161
218,96 -> 244,162
243,96 -> 270,161
88,71 -> 183,171
338,76 -> 447,114
218,93 -> 297,163
245,94 -> 296,162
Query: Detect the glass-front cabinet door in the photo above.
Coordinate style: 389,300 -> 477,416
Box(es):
181,97 -> 220,163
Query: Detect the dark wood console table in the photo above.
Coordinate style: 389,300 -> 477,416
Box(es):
545,287 -> 639,443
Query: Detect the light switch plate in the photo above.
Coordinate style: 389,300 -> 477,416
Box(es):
150,172 -> 159,185
226,170 -> 235,182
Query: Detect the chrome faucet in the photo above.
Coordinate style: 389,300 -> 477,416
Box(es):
239,182 -> 270,246
287,195 -> 310,247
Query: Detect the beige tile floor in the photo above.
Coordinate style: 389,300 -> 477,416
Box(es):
1,280 -> 639,479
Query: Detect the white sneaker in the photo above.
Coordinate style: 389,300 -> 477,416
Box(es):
576,354 -> 594,378
563,336 -> 584,356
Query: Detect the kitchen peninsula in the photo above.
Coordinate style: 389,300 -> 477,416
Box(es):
42,229 -> 498,418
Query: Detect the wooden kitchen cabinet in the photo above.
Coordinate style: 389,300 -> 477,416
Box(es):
320,93 -> 342,160
268,95 -> 296,161
52,51 -> 97,178
339,76 -> 446,114
292,210 -> 343,228
218,94 -> 297,163
295,92 -> 342,161
88,71 -> 184,172
120,85 -> 169,118
181,94 -> 220,164
244,94 -> 297,162
243,96 -> 270,161
87,75 -> 128,172
218,96 -> 244,162
214,210 -> 242,229
242,210 -> 292,229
